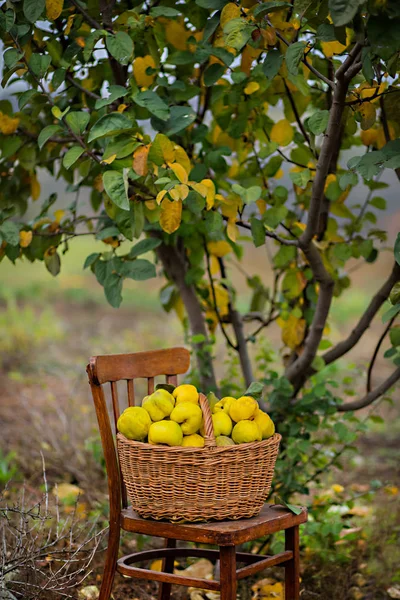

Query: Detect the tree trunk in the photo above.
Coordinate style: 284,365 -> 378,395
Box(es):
230,308 -> 254,387
156,241 -> 218,392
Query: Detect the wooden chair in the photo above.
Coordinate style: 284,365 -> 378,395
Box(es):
87,347 -> 307,600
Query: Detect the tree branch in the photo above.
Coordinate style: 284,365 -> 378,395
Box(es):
156,240 -> 218,392
366,316 -> 396,393
65,73 -> 101,100
338,366 -> 400,412
283,79 -> 314,154
323,262 -> 400,366
218,257 -> 254,387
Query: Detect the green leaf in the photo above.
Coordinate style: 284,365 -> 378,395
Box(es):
308,110 -> 329,135
223,18 -> 254,52
106,32 -> 134,65
395,233 -> 400,266
133,90 -> 170,121
370,196 -> 386,210
289,168 -> 311,188
63,146 -> 85,169
253,1 -> 292,16
29,54 -> 51,78
129,238 -> 162,258
44,251 -> 61,276
83,253 -> 100,269
23,0 -> 45,22
275,496 -> 302,515
118,259 -> 156,280
95,85 -> 127,109
38,125 -> 63,150
65,111 -> 90,135
263,205 -> 288,228
285,41 -> 306,76
250,218 -> 265,248
103,170 -> 130,211
88,113 -> 133,143
244,381 -> 264,399
104,273 -> 123,308
1,136 -> 23,159
151,6 -> 181,16
382,303 -> 400,324
18,89 -> 37,110
339,171 -> 358,190
204,63 -> 225,86
0,221 -> 19,246
196,0 -> 227,8
390,327 -> 400,347
329,0 -> 363,27
163,106 -> 197,136
4,48 -> 24,70
245,186 -> 262,204
262,50 -> 283,79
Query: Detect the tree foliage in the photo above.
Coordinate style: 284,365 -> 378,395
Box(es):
1,0 -> 400,406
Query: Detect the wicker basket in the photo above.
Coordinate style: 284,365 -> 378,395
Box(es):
117,393 -> 281,522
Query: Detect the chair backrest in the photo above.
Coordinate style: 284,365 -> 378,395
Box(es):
87,348 -> 191,510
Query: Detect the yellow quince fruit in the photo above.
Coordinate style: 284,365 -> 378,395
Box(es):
212,412 -> 233,437
215,435 -> 235,447
148,421 -> 183,446
182,433 -> 205,447
142,389 -> 175,421
213,396 -> 236,414
170,401 -> 203,435
172,384 -> 199,404
229,396 -> 258,422
232,420 -> 262,444
117,406 -> 151,441
253,409 -> 275,439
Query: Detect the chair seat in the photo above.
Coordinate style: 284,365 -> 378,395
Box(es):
121,503 -> 307,545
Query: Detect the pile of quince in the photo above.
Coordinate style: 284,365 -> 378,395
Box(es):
117,384 -> 275,448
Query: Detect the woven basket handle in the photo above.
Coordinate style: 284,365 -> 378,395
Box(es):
199,393 -> 216,448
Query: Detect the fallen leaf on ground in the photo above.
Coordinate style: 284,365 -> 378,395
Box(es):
78,586 -> 99,600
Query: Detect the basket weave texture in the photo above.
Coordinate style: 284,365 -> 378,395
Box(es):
117,393 -> 281,522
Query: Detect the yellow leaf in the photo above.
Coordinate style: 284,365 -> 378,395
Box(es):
360,128 -> 378,146
358,102 -> 376,130
169,183 -> 189,201
174,145 -> 191,173
321,40 -> 346,58
156,134 -> 175,164
19,230 -> 33,248
227,219 -> 238,242
132,145 -> 150,176
164,19 -> 189,51
0,112 -> 20,135
76,37 -> 86,48
93,174 -> 104,192
200,179 -> 216,210
281,315 -> 306,350
160,199 -> 182,234
331,484 -> 344,494
30,173 -> 41,201
210,255 -> 220,275
102,153 -> 117,165
52,482 -> 83,504
54,209 -> 65,223
220,3 -> 241,27
256,198 -> 267,215
169,162 -> 188,184
191,182 -> 208,198
46,0 -> 64,20
145,200 -> 157,210
244,81 -> 260,95
117,104 -> 127,113
270,119 -> 294,146
133,55 -> 156,87
64,14 -> 75,35
156,189 -> 168,205
207,240 -> 232,257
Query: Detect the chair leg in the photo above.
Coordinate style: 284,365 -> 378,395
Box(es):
285,526 -> 300,600
220,545 -> 236,600
99,520 -> 120,600
158,538 -> 176,600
